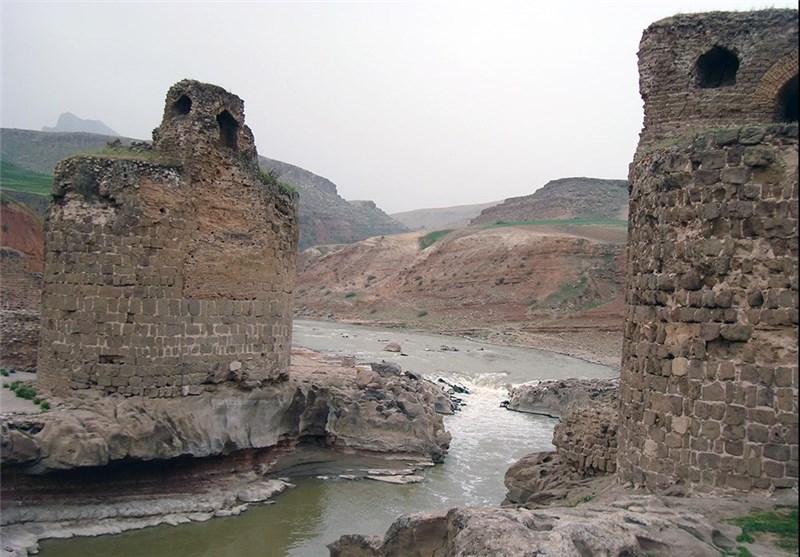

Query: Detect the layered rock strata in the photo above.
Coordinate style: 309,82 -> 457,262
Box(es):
1,349 -> 452,555
2,348 -> 451,474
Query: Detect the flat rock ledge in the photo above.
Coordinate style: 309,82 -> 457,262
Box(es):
506,376 -> 619,419
1,476 -> 292,557
1,348 -> 452,474
328,499 -> 743,557
0,348 -> 453,556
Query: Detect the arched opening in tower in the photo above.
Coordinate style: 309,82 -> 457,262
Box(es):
172,95 -> 192,116
694,46 -> 739,88
216,110 -> 239,150
776,75 -> 798,122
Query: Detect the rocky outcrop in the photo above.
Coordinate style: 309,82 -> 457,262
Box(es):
1,348 -> 451,474
259,157 -> 408,250
503,377 -> 619,507
470,177 -> 628,225
42,113 -> 119,136
329,501 -> 741,557
1,348 -> 452,555
506,377 -> 618,418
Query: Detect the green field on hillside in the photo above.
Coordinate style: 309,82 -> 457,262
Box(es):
486,217 -> 627,229
0,161 -> 53,195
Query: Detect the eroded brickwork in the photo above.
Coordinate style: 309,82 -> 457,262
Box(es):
638,10 -> 798,144
37,80 -> 298,397
619,11 -> 798,493
554,399 -> 618,475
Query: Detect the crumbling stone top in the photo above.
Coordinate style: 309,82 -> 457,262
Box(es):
153,79 -> 259,170
637,9 -> 798,144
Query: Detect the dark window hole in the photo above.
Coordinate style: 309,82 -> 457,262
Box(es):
172,95 -> 192,116
776,74 -> 798,122
695,46 -> 739,88
216,110 -> 239,150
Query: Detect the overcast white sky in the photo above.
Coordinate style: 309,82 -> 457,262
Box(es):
1,1 -> 796,213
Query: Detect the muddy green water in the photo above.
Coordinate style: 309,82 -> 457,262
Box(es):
39,320 -> 615,557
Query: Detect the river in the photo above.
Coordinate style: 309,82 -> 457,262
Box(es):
38,320 -> 616,557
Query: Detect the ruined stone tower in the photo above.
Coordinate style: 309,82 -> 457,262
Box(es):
37,80 -> 298,397
617,10 -> 798,492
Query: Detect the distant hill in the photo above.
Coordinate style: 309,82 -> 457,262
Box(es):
42,112 -> 119,136
0,128 -> 407,251
1,129 -> 134,175
259,158 -> 408,250
391,201 -> 500,231
470,177 -> 629,226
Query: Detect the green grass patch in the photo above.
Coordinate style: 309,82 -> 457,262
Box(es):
418,229 -> 454,250
0,161 -> 53,195
486,217 -> 627,229
8,380 -> 37,400
729,506 -> 798,552
344,291 -> 357,299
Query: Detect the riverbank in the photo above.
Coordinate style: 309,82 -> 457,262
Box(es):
3,323 -> 612,557
300,316 -> 623,371
0,346 -> 453,557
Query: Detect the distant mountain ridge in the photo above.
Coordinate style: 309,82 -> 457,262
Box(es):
470,177 -> 629,225
42,112 -> 119,136
258,158 -> 407,250
0,128 -> 406,250
391,201 -> 500,231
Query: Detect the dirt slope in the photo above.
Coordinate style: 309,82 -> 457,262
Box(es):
391,201 -> 500,231
295,224 -> 627,365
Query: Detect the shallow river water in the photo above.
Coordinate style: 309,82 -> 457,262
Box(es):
38,320 -> 615,557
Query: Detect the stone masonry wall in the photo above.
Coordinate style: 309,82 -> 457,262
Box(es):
619,124 -> 798,491
618,10 -> 798,493
553,399 -> 618,475
37,80 -> 299,397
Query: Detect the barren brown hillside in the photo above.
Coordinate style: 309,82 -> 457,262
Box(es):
295,224 -> 627,367
0,199 -> 44,272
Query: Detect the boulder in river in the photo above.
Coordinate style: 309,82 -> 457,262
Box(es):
383,342 -> 402,353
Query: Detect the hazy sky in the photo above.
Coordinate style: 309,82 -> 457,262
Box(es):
1,1 -> 796,213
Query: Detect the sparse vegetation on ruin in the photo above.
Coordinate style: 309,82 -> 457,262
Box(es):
257,168 -> 296,197
729,506 -> 798,552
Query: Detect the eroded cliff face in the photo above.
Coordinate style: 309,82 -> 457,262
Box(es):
0,200 -> 43,371
296,224 -> 625,328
